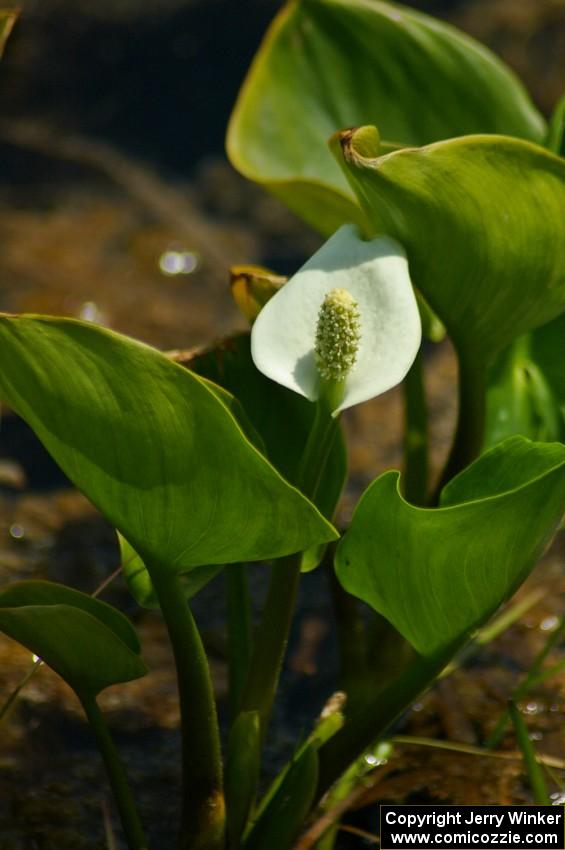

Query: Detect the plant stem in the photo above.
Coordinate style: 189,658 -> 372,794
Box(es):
0,566 -> 125,726
239,400 -> 339,735
152,573 -> 225,850
487,617 -> 564,750
80,694 -> 147,850
433,347 -> 486,501
365,612 -> 416,694
316,641 -> 461,800
227,563 -> 254,718
403,349 -> 428,505
440,587 -> 547,679
325,562 -> 367,700
508,700 -> 550,805
239,552 -> 302,732
297,397 -> 340,501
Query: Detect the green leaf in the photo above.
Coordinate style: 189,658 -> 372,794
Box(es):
196,372 -> 267,455
227,0 -> 545,234
0,581 -> 147,695
485,331 -> 564,450
243,744 -> 318,850
119,533 -> 159,608
185,333 -> 347,569
334,127 -> 565,364
246,700 -> 342,843
336,437 -> 565,656
118,368 -> 260,607
0,315 -> 337,579
119,533 -> 222,609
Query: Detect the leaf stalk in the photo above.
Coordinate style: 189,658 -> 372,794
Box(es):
152,573 -> 225,850
81,694 -> 148,850
434,346 -> 486,499
238,398 -> 339,734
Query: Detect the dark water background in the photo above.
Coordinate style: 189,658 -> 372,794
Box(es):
0,0 -> 500,173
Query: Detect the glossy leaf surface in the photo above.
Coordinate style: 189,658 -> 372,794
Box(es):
0,316 -> 337,578
335,127 -> 565,362
227,0 -> 545,233
0,581 -> 147,695
336,437 -> 565,656
185,333 -> 347,556
117,368 -> 259,607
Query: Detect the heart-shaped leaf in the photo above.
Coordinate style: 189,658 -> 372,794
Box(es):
334,127 -> 565,364
0,315 -> 337,580
0,581 -> 147,695
116,368 -> 261,607
184,333 -> 347,569
119,331 -> 345,605
227,0 -> 545,234
336,437 -> 565,656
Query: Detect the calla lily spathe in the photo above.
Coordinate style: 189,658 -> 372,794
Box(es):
251,224 -> 422,413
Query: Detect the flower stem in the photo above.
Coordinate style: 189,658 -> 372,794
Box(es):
239,400 -> 339,734
403,349 -> 428,505
152,573 -> 225,850
238,551 -> 302,731
80,694 -> 147,850
297,389 -> 341,498
325,561 -> 368,700
227,563 -> 254,719
433,347 -> 486,502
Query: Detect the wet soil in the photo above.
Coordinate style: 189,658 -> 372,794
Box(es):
0,0 -> 563,847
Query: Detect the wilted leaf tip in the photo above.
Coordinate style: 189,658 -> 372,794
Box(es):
335,125 -> 382,164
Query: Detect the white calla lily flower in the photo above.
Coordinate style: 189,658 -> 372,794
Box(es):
251,224 -> 422,413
